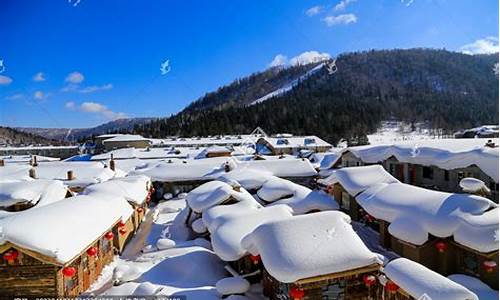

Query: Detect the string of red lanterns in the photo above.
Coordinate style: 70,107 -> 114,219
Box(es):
249,254 -> 261,265
105,231 -> 114,240
62,266 -> 76,277
289,286 -> 305,300
3,249 -> 19,262
385,280 -> 399,293
363,274 -> 376,287
435,241 -> 447,253
483,260 -> 497,273
86,246 -> 98,257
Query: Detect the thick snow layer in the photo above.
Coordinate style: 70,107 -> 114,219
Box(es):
340,138 -> 499,182
232,158 -> 317,178
449,274 -> 499,300
356,182 -> 497,251
242,211 -> 380,283
129,157 -> 232,182
0,179 -> 68,208
83,175 -> 151,205
218,168 -> 273,190
186,181 -> 256,213
215,276 -> 250,295
460,177 -> 490,193
0,155 -> 59,164
319,165 -> 399,195
209,205 -> 293,261
31,161 -> 116,188
91,147 -> 201,161
192,218 -> 207,233
384,258 -> 478,300
202,199 -> 263,233
0,194 -> 132,264
102,134 -> 151,143
454,207 -> 499,253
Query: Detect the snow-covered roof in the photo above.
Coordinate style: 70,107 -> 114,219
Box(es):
449,274 -> 499,300
0,194 -> 133,264
0,179 -> 68,208
82,175 -> 151,205
384,258 -> 478,300
186,181 -> 255,213
339,138 -> 499,182
0,145 -> 79,151
151,134 -> 261,147
356,182 -> 497,252
209,205 -> 293,261
242,211 -> 380,283
259,135 -> 331,149
319,165 -> 399,196
232,158 -> 317,178
0,155 -> 60,164
33,161 -> 116,188
129,157 -> 232,182
91,147 -> 202,161
218,168 -> 273,190
102,134 -> 152,143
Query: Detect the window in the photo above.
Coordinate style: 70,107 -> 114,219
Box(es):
341,192 -> 350,210
458,171 -> 465,180
423,166 -> 434,179
461,252 -> 479,276
389,164 -> 395,175
304,138 -> 316,145
276,139 -> 289,145
489,181 -> 499,192
356,161 -> 361,166
444,170 -> 450,181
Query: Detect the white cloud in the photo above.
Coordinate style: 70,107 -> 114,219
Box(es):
323,14 -> 357,26
65,101 -> 127,120
0,75 -> 13,85
268,51 -> 331,67
460,37 -> 499,55
5,93 -> 24,100
33,72 -> 46,82
269,54 -> 288,67
79,83 -> 113,93
306,5 -> 323,16
401,0 -> 415,7
65,71 -> 85,84
33,91 -> 48,101
289,51 -> 331,65
334,0 -> 356,11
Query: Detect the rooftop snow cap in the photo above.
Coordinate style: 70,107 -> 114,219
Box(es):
242,211 -> 381,283
384,258 -> 479,300
356,182 -> 498,252
82,175 -> 151,205
0,179 -> 68,209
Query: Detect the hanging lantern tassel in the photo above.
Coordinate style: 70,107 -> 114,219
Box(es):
3,249 -> 19,262
385,280 -> 399,294
435,241 -> 447,253
62,266 -> 76,277
289,286 -> 305,300
483,261 -> 497,273
363,274 -> 376,287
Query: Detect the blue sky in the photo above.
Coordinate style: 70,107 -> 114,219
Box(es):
0,0 -> 498,128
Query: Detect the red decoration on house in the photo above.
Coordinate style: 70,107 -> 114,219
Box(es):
385,280 -> 399,293
435,241 -> 447,253
289,286 -> 305,300
249,254 -> 261,264
118,220 -> 126,227
105,231 -> 114,240
483,261 -> 497,273
62,266 -> 76,277
363,274 -> 376,287
86,247 -> 98,256
3,249 -> 19,262
137,207 -> 144,213
119,227 -> 127,235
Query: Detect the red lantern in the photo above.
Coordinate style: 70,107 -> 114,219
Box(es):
363,274 -> 376,287
62,266 -> 76,277
249,254 -> 261,264
137,207 -> 144,213
119,227 -> 127,235
3,249 -> 19,262
118,220 -> 126,227
385,280 -> 399,293
289,286 -> 305,300
105,231 -> 114,240
86,247 -> 98,256
483,261 -> 497,273
435,241 -> 447,253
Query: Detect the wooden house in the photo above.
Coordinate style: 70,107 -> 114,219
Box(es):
242,211 -> 382,300
102,134 -> 152,151
0,194 -> 133,296
256,135 -> 332,156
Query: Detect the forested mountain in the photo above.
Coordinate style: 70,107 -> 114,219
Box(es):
0,127 -> 67,146
135,49 -> 498,145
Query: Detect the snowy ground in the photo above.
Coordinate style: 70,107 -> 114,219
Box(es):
85,198 -> 265,299
368,121 -> 453,145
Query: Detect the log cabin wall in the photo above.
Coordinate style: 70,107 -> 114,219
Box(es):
113,216 -> 135,253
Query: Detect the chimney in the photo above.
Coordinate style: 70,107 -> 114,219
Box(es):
31,155 -> 38,167
67,170 -> 74,180
0,159 -> 4,167
110,159 -> 115,171
29,168 -> 37,179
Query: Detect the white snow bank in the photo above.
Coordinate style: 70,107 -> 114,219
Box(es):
318,165 -> 399,196
0,179 -> 68,208
216,276 -> 250,295
340,138 -> 499,182
83,175 -> 151,205
448,274 -> 499,300
186,181 -> 256,213
242,211 -> 380,283
384,258 -> 478,300
454,207 -> 499,253
209,205 -> 293,261
357,182 -> 497,251
156,238 -> 176,250
202,199 -> 263,233
192,218 -> 207,233
0,194 -> 132,264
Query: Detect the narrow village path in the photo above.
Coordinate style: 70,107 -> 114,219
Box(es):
121,207 -> 157,259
